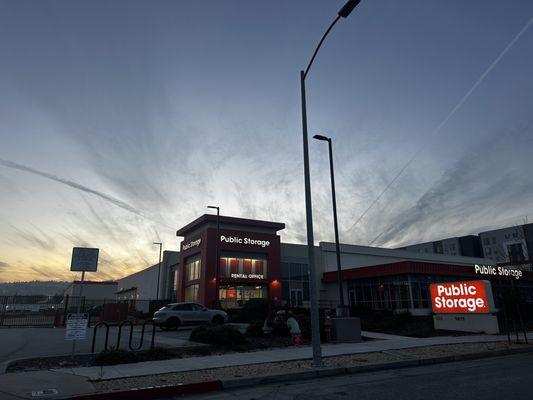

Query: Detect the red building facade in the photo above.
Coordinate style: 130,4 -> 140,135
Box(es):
176,215 -> 284,308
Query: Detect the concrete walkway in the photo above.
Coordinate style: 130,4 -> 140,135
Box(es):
53,332 -> 533,381
0,370 -> 95,400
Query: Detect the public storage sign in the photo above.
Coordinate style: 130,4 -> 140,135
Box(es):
430,280 -> 495,314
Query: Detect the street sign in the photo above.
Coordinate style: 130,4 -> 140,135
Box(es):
71,247 -> 99,272
65,313 -> 89,341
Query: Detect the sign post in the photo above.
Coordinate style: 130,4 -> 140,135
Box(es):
69,247 -> 99,356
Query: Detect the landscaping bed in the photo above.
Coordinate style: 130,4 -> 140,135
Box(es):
6,330 -> 295,373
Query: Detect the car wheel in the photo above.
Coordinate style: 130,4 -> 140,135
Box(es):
212,315 -> 224,325
166,317 -> 180,330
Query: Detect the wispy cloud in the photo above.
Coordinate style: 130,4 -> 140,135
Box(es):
0,158 -> 145,217
373,122 -> 533,247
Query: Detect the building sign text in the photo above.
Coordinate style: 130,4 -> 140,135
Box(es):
430,281 -> 492,314
220,235 -> 270,248
474,264 -> 522,280
182,238 -> 202,251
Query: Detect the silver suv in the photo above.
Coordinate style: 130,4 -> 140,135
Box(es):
153,302 -> 228,330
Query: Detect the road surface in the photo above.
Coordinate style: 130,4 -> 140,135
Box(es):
184,352 -> 533,400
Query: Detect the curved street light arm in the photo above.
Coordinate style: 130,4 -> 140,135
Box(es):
303,15 -> 341,79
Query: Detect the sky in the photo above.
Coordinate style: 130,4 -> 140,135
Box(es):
1,0 -> 532,282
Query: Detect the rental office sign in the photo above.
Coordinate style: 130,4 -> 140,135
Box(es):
430,280 -> 495,314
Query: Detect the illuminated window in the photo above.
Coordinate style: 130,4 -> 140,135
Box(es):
219,254 -> 268,278
184,284 -> 199,301
185,257 -> 201,281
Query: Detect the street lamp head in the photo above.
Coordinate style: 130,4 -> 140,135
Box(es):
313,134 -> 330,142
338,0 -> 361,18
207,205 -> 219,210
153,242 -> 162,245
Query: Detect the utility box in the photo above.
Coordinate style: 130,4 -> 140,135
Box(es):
331,317 -> 362,342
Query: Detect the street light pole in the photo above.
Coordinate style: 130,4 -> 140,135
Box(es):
207,206 -> 220,308
313,134 -> 346,316
153,242 -> 163,301
300,0 -> 361,368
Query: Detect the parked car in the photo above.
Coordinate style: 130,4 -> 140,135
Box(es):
153,302 -> 228,330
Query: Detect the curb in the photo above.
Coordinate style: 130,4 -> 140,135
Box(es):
70,380 -> 222,400
69,346 -> 533,400
219,346 -> 533,389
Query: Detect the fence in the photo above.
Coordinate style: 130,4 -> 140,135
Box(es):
0,295 -> 171,328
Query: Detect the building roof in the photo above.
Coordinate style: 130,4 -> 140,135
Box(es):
176,214 -> 285,237
322,260 -> 533,282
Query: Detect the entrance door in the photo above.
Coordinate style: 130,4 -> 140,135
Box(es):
290,289 -> 303,307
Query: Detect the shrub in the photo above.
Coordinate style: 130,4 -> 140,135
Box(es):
246,320 -> 264,337
94,347 -> 175,366
236,299 -> 269,322
94,349 -> 138,366
397,311 -> 412,323
190,324 -> 247,347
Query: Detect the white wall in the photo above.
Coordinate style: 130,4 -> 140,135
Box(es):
65,282 -> 117,300
117,264 -> 162,300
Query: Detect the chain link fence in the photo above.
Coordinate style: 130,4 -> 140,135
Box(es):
0,295 -> 171,328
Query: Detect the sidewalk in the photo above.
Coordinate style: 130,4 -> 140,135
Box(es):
52,331 -> 533,381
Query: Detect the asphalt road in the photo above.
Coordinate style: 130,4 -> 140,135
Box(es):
183,352 -> 533,400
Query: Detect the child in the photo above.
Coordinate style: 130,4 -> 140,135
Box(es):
286,311 -> 303,345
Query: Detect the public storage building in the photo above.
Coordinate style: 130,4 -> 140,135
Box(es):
117,214 -> 533,313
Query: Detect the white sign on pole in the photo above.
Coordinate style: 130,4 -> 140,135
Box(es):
65,313 -> 89,341
71,247 -> 99,272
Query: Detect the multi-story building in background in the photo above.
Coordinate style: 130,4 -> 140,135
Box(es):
479,223 -> 533,265
398,235 -> 483,258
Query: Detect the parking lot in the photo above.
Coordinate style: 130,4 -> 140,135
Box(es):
0,325 -> 200,368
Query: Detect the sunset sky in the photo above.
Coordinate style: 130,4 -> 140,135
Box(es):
1,0 -> 533,282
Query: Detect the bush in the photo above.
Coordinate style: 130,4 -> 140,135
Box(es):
94,347 -> 175,366
236,299 -> 269,322
190,324 -> 247,347
246,320 -> 264,337
94,349 -> 139,366
397,311 -> 412,323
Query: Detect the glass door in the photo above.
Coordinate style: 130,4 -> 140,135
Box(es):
290,289 -> 303,307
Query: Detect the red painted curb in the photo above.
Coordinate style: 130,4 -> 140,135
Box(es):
72,380 -> 222,400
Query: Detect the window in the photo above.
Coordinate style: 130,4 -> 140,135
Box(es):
492,237 -> 496,244
290,263 -> 302,280
281,262 -> 290,279
184,284 -> 199,302
173,303 -> 193,311
185,257 -> 201,282
507,243 -> 525,262
220,255 -> 268,278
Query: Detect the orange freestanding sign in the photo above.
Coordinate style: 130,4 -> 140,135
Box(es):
430,280 -> 495,314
